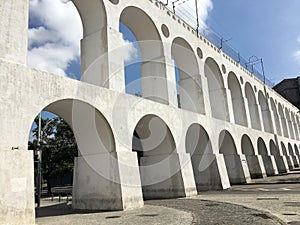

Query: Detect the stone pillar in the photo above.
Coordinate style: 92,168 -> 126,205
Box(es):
165,57 -> 179,107
0,150 -> 35,225
284,155 -> 295,170
245,155 -> 267,178
225,90 -> 235,124
107,28 -> 126,92
222,154 -> 251,184
81,27 -> 125,92
138,152 -> 197,199
177,152 -> 198,197
275,155 -> 290,173
191,153 -> 230,191
140,59 -> 169,104
201,76 -> 211,116
261,155 -> 279,176
73,151 -> 144,210
178,74 -> 205,114
257,105 -> 266,132
253,103 -> 263,130
208,88 -> 230,121
0,0 -> 28,64
243,98 -> 252,129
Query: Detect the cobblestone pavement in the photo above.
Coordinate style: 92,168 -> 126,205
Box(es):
36,171 -> 300,225
36,200 -> 193,225
198,171 -> 300,225
148,198 -> 284,225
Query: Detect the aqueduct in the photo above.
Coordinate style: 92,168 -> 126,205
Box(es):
1,0 -> 300,224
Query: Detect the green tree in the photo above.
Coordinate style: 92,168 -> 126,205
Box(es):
29,116 -> 78,193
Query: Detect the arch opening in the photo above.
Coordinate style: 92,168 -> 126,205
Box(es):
219,130 -> 246,184
288,143 -> 299,167
281,142 -> 293,170
186,124 -> 221,191
270,98 -> 282,135
204,58 -> 229,121
172,37 -> 205,114
291,113 -> 300,141
132,115 -> 185,199
269,140 -> 286,174
28,0 -> 107,81
241,135 -> 265,178
28,99 -> 125,212
258,91 -> 273,133
228,72 -> 247,126
245,83 -> 261,130
29,112 -> 78,199
294,144 -> 300,161
285,109 -> 295,140
257,138 -> 279,176
256,138 -> 276,175
278,104 -> 289,138
120,6 -> 169,104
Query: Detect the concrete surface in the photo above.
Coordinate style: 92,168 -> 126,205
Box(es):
199,171 -> 300,225
33,171 -> 300,225
36,200 -> 193,225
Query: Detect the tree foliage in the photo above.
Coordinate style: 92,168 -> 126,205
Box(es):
29,116 -> 78,191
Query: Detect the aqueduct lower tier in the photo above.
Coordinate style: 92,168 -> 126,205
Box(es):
1,0 -> 300,224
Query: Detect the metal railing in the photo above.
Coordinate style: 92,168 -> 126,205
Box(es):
159,0 -> 275,87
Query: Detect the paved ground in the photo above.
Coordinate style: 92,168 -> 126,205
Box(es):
36,170 -> 300,225
36,202 -> 193,225
199,171 -> 300,225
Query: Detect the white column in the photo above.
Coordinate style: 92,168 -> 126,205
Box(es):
0,0 -> 28,64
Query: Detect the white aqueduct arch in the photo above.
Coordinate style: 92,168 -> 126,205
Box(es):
0,0 -> 300,223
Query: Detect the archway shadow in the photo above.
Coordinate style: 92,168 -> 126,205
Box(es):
36,201 -> 119,218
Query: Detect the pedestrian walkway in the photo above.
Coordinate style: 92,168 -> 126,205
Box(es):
199,171 -> 300,225
36,171 -> 300,225
36,200 -> 193,225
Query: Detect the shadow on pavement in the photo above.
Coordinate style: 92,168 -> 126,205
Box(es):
36,202 -> 117,218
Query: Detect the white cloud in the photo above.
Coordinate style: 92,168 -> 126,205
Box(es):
28,0 -> 140,76
293,51 -> 300,65
27,0 -> 212,76
166,0 -> 213,30
293,36 -> 300,65
28,0 -> 82,77
123,40 -> 139,64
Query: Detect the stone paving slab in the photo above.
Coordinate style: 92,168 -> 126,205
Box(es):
148,198 -> 284,225
198,193 -> 299,225
198,172 -> 300,225
36,172 -> 300,225
36,200 -> 193,225
36,197 -> 284,225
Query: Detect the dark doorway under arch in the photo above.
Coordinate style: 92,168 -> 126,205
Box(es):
132,114 -> 186,199
219,130 -> 248,184
241,135 -> 265,179
186,124 -> 222,191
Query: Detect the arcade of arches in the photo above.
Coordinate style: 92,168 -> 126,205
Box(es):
0,0 -> 300,224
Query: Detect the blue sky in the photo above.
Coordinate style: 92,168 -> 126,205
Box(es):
206,0 -> 300,83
